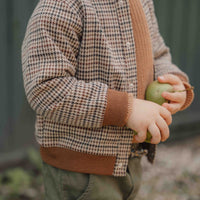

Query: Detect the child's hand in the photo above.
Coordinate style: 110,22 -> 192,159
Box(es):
126,99 -> 172,144
157,74 -> 187,115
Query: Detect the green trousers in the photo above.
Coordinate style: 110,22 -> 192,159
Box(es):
42,156 -> 142,200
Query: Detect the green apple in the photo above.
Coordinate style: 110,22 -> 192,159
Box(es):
134,80 -> 173,143
145,80 -> 174,105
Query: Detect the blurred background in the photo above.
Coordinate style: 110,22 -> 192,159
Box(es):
0,0 -> 200,199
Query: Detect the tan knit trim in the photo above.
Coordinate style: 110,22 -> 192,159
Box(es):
40,146 -> 116,176
128,0 -> 154,99
180,81 -> 194,111
103,0 -> 155,127
102,89 -> 129,127
124,93 -> 134,126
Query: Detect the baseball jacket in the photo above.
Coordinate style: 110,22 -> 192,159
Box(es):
21,0 -> 194,176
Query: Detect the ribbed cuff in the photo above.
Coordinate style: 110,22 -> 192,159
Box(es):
173,74 -> 194,111
102,89 -> 130,127
180,81 -> 194,111
125,93 -> 134,126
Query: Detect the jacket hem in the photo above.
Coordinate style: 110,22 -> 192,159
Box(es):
40,146 -> 116,176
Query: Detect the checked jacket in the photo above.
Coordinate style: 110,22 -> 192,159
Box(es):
21,0 -> 194,176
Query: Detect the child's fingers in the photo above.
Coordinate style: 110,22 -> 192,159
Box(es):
162,91 -> 184,103
132,130 -> 147,143
162,102 -> 181,114
155,116 -> 170,142
159,106 -> 172,125
158,74 -> 181,85
148,123 -> 161,144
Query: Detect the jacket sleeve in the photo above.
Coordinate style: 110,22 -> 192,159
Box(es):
21,0 -> 129,129
147,0 -> 194,110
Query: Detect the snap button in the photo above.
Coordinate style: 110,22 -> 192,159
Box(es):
129,83 -> 134,87
117,163 -> 123,168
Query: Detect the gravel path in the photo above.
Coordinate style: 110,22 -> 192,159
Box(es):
137,135 -> 200,200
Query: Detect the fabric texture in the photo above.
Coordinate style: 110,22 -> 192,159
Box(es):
21,0 -> 193,176
42,157 -> 142,200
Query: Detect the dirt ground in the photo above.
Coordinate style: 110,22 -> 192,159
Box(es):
137,135 -> 200,200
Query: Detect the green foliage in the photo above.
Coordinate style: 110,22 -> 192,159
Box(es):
0,167 -> 31,198
2,168 -> 31,194
0,149 -> 44,199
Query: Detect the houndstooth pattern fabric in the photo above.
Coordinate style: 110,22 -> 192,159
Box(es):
21,0 -> 188,176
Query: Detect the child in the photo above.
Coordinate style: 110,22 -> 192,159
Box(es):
21,0 -> 194,199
